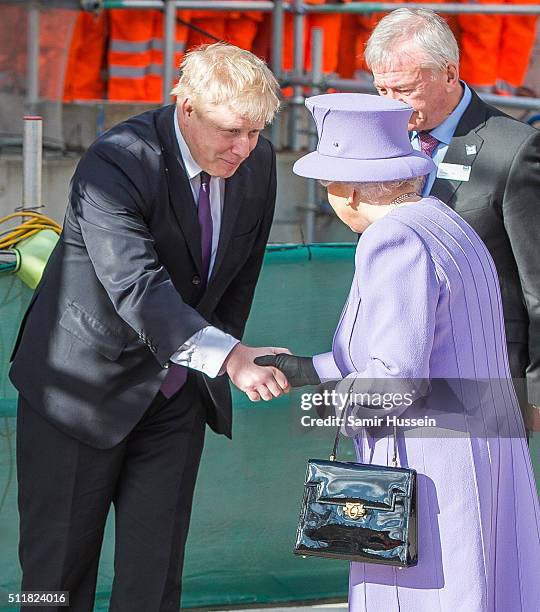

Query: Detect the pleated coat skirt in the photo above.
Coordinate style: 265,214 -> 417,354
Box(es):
313,197 -> 540,612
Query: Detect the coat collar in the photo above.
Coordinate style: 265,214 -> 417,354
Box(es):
209,164 -> 247,285
154,105 -> 248,285
430,90 -> 487,205
155,105 -> 203,273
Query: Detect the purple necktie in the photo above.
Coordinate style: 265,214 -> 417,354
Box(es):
197,171 -> 213,284
159,171 -> 213,399
418,131 -> 439,192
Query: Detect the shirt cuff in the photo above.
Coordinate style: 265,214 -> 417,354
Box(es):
169,326 -> 240,378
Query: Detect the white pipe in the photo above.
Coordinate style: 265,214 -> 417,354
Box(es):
23,116 -> 43,211
26,0 -> 40,115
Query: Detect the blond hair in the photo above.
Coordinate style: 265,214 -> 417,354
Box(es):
171,43 -> 280,124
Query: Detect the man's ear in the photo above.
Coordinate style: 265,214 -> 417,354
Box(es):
446,63 -> 459,88
179,98 -> 194,122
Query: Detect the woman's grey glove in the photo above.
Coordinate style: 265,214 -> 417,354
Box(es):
254,353 -> 321,387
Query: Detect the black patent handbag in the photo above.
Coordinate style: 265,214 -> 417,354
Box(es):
293,423 -> 418,567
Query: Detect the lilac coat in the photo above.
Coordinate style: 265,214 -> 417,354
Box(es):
313,197 -> 540,612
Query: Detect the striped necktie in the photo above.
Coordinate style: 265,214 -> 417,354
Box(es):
418,131 -> 439,191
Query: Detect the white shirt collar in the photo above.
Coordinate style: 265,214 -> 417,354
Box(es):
411,81 -> 472,146
173,108 -> 202,180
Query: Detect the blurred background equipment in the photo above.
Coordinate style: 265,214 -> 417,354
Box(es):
1,0 -> 539,245
458,0 -> 539,95
0,116 -> 61,288
0,211 -> 61,289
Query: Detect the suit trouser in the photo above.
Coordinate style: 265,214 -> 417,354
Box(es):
508,341 -> 529,423
16,381 -> 206,612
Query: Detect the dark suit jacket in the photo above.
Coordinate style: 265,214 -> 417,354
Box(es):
9,104 -> 277,448
429,90 -> 540,405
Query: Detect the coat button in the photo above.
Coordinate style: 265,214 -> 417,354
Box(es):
192,275 -> 201,285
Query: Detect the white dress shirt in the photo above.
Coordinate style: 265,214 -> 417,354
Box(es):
168,110 -> 239,377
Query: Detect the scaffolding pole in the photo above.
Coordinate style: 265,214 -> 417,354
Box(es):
23,117 -> 43,211
304,2 -> 540,14
289,0 -> 305,152
163,0 -> 177,104
304,27 -> 323,243
285,75 -> 540,111
74,0 -> 540,151
103,1 -> 277,9
270,0 -> 285,147
100,1 -> 540,15
26,0 -> 40,116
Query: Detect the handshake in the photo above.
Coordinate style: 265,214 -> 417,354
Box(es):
223,343 -> 320,401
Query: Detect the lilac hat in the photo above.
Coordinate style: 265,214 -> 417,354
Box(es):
293,93 -> 435,182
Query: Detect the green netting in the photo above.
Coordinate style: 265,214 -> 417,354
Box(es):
0,276 -> 33,416
1,244 -> 540,610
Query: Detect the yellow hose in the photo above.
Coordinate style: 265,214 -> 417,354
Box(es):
0,211 -> 62,250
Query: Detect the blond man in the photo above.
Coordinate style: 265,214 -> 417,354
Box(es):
10,44 -> 288,612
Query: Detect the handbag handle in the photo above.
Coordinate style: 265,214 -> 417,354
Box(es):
329,406 -> 398,468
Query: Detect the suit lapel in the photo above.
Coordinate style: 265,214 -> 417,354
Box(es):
208,164 -> 248,285
155,105 -> 203,274
430,91 -> 487,207
430,132 -> 483,204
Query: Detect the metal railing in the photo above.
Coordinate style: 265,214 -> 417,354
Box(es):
23,1 -> 540,116
21,0 -> 540,238
286,2 -> 540,238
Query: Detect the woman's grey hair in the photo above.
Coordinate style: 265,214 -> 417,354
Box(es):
320,177 -> 424,202
365,8 -> 460,73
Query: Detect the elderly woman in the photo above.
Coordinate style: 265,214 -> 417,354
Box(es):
258,94 -> 540,611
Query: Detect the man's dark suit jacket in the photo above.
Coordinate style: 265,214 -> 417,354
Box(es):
9,104 -> 276,449
429,90 -> 540,405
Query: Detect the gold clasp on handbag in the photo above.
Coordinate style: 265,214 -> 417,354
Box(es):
344,502 -> 367,519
